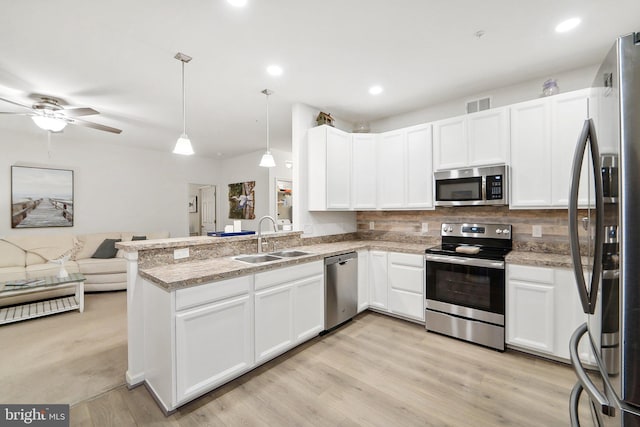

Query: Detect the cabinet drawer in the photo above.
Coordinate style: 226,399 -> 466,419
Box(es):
176,275 -> 252,311
388,252 -> 424,268
507,264 -> 554,284
255,261 -> 323,291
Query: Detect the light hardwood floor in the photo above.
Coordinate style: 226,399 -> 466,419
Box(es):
2,292 -> 590,426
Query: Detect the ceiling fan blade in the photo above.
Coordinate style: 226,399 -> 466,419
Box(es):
0,96 -> 33,111
68,117 -> 122,134
0,111 -> 33,115
61,107 -> 99,117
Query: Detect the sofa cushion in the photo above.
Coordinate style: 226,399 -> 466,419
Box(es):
26,261 -> 80,279
77,258 -> 126,275
82,272 -> 127,284
91,239 -> 121,259
0,267 -> 27,282
0,240 -> 26,268
4,234 -> 77,266
76,233 -> 122,260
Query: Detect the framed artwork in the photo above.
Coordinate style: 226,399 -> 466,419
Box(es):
188,195 -> 198,213
228,181 -> 255,220
11,165 -> 74,228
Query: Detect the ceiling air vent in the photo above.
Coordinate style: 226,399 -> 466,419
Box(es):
466,97 -> 491,114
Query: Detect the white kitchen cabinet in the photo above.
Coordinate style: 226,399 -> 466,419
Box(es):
550,90 -> 591,207
433,116 -> 466,170
254,282 -> 295,364
357,250 -> 370,313
405,124 -> 434,208
433,108 -> 509,171
369,250 -> 388,310
352,134 -> 377,209
510,89 -> 591,209
377,130 -> 405,209
467,108 -> 510,167
307,125 -> 351,210
254,261 -> 324,364
378,124 -> 433,209
507,264 -> 592,363
175,293 -> 253,403
387,252 -> 425,321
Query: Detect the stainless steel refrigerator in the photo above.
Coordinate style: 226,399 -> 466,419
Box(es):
568,32 -> 640,426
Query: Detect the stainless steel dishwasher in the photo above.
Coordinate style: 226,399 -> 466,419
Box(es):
324,252 -> 358,331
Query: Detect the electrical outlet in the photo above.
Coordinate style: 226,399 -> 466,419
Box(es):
369,221 -> 375,230
421,223 -> 429,233
174,248 -> 189,260
532,225 -> 542,238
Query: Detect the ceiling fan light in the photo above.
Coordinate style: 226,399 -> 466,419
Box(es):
259,151 -> 276,168
31,115 -> 67,132
173,134 -> 194,155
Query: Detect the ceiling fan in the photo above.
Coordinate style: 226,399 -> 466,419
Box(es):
0,95 -> 122,134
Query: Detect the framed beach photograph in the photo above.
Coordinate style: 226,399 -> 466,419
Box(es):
11,165 -> 74,228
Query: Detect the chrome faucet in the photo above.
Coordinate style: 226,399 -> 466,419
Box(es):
257,215 -> 278,253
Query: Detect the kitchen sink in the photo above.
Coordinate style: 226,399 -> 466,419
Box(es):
234,254 -> 282,264
268,250 -> 311,258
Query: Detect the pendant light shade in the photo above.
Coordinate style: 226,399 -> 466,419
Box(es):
31,115 -> 67,132
173,52 -> 194,155
259,89 -> 275,168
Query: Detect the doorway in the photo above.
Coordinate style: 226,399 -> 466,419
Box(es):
275,179 -> 292,230
188,184 -> 217,236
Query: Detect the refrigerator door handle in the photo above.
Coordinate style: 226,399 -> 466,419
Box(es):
570,323 -> 616,418
568,118 -> 604,314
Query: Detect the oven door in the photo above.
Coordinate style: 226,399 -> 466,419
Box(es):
426,254 -> 505,325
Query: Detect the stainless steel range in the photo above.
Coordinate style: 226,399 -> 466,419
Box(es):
425,223 -> 512,351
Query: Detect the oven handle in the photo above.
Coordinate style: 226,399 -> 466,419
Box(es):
425,254 -> 504,270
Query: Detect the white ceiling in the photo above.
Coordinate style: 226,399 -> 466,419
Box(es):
1,0 -> 638,159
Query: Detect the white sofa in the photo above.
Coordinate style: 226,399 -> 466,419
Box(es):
0,231 -> 169,306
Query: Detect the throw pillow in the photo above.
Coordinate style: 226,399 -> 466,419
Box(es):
131,235 -> 147,241
91,238 -> 122,259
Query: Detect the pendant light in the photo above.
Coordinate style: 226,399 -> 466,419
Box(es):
259,89 -> 275,167
173,52 -> 194,155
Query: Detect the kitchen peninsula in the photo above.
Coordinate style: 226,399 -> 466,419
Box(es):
117,232 -> 431,413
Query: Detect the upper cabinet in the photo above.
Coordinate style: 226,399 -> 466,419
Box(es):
510,89 -> 591,209
378,124 -> 433,209
308,125 -> 352,210
351,134 -> 377,209
433,108 -> 509,171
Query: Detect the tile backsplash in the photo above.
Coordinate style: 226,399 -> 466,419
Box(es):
356,207 -> 590,254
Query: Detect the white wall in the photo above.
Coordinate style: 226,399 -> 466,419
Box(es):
1,127 -> 219,239
268,148 -> 292,228
291,103 -> 357,238
371,64 -> 599,131
216,150 -> 270,232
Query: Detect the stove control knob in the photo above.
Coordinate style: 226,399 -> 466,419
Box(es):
502,229 -> 510,235
496,229 -> 503,234
447,226 -> 453,232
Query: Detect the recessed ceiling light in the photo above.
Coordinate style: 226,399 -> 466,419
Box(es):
369,85 -> 383,95
266,65 -> 283,76
555,17 -> 581,33
227,0 -> 247,7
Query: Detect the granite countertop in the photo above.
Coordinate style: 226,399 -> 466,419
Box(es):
139,240 -> 429,291
138,238 -> 581,291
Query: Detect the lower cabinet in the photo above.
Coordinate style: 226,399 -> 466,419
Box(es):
357,250 -> 369,313
254,261 -> 324,364
366,250 -> 425,323
388,252 -> 425,322
506,264 -> 593,363
369,251 -> 388,310
175,293 -> 253,403
142,261 -> 324,412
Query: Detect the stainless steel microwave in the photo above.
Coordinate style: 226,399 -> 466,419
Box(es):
434,165 -> 508,206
